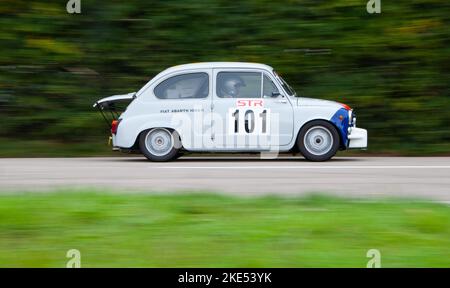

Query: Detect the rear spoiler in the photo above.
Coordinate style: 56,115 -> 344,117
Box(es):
93,92 -> 136,128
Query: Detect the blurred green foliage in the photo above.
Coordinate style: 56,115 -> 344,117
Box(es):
1,0 -> 449,155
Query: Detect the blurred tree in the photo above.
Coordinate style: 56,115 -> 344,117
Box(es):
0,0 -> 449,155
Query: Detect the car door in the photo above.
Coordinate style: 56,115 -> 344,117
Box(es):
261,73 -> 294,146
211,68 -> 294,150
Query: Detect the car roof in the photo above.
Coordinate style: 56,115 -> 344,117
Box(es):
162,62 -> 274,73
136,62 -> 275,97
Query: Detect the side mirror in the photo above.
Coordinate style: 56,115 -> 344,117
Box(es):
271,91 -> 281,98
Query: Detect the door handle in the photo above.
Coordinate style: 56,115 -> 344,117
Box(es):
276,99 -> 288,104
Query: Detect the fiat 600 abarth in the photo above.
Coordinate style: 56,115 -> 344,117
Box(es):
94,62 -> 367,161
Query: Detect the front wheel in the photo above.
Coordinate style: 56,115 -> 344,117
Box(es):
139,128 -> 180,162
297,120 -> 340,161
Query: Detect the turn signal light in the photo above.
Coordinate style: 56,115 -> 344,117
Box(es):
339,103 -> 352,111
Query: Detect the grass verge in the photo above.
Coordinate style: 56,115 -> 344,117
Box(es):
0,191 -> 448,267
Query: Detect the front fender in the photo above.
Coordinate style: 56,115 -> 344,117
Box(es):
329,108 -> 350,148
293,106 -> 349,150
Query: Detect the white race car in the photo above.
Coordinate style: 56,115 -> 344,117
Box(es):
94,62 -> 367,161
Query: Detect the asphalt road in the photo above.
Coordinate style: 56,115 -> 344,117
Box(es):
1,156 -> 449,201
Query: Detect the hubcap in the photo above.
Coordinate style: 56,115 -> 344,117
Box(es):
145,129 -> 173,156
303,126 -> 334,156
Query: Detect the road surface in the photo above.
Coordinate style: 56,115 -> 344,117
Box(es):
1,157 -> 449,201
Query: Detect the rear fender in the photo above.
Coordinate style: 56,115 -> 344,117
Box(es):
115,114 -> 184,148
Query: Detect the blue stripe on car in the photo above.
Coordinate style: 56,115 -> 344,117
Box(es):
330,108 -> 349,148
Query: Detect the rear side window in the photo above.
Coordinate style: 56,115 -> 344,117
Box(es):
154,73 -> 209,99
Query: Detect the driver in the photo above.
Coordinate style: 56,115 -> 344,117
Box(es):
218,74 -> 246,98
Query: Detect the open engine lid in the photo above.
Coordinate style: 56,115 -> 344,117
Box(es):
93,92 -> 136,108
93,92 -> 136,129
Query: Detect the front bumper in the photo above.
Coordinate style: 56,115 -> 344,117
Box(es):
348,127 -> 368,149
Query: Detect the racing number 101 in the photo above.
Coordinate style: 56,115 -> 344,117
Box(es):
232,109 -> 267,134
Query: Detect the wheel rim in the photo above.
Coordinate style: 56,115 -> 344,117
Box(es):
303,126 -> 334,156
145,129 -> 174,157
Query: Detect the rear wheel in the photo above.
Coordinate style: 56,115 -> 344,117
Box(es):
139,128 -> 179,162
297,120 -> 340,161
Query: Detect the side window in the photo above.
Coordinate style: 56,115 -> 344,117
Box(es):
217,72 -> 261,98
263,74 -> 279,97
154,73 -> 209,99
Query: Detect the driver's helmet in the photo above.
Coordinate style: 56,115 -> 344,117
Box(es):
218,74 -> 246,97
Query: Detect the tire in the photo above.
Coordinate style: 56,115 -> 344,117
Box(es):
297,120 -> 340,161
173,152 -> 184,160
139,128 -> 180,162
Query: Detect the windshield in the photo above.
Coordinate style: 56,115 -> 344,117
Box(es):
273,70 -> 297,96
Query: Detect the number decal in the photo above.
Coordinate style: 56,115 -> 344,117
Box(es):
260,109 -> 267,134
245,110 -> 255,133
229,108 -> 270,135
232,109 -> 239,133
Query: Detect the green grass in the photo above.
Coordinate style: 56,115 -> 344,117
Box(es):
0,191 -> 449,267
